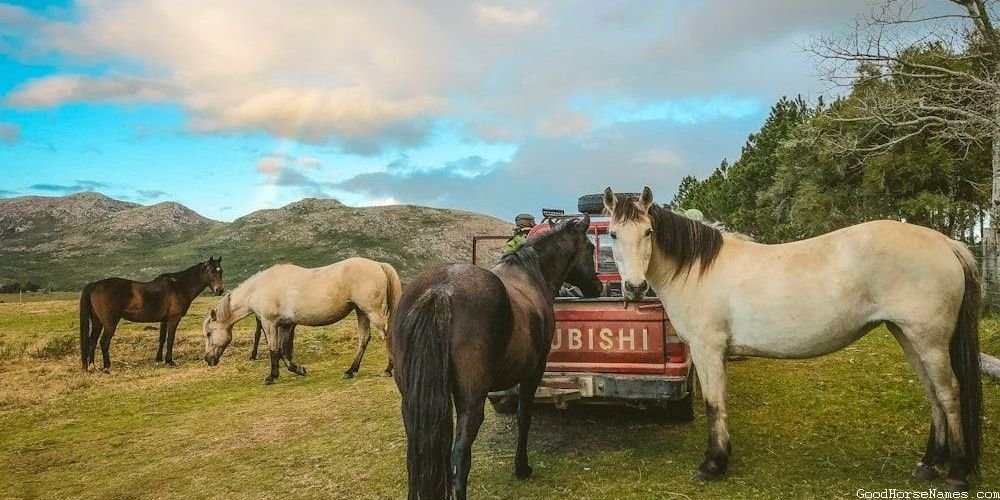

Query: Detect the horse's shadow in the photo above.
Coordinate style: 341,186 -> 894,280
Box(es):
479,404 -> 699,456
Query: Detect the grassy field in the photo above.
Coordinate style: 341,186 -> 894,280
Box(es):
0,296 -> 998,499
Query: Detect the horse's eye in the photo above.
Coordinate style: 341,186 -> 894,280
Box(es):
609,232 -> 617,239
645,229 -> 653,237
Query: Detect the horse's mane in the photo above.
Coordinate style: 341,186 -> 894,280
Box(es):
498,223 -> 574,286
223,266 -> 269,303
611,195 -> 724,278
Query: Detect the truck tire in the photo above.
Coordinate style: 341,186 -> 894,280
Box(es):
488,394 -> 518,415
577,193 -> 640,215
663,391 -> 695,423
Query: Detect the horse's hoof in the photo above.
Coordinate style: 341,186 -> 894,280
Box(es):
380,370 -> 393,378
297,366 -> 308,376
944,478 -> 969,493
155,358 -> 163,364
264,378 -> 276,385
912,463 -> 940,481
514,464 -> 533,480
165,360 -> 177,367
102,367 -> 110,374
342,372 -> 355,379
691,468 -> 724,482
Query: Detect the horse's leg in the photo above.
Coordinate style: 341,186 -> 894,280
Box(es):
155,321 -> 167,363
87,322 -> 102,370
514,361 -> 545,480
344,310 -> 372,379
918,342 -> 971,491
99,318 -> 120,373
163,316 -> 181,367
367,309 -> 394,377
888,324 -> 948,479
250,316 -> 262,361
452,392 -> 487,500
280,324 -> 306,376
690,343 -> 730,481
261,320 -> 281,385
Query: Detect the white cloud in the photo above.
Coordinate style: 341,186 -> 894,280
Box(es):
256,154 -> 286,177
0,0 -> 876,153
475,5 -> 539,27
4,75 -> 174,107
0,122 -> 21,145
297,157 -> 322,168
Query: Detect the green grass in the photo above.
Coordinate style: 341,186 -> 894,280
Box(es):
0,296 -> 998,499
0,292 -> 79,304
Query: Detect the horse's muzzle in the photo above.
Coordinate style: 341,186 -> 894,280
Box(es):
623,280 -> 648,301
213,287 -> 225,296
204,353 -> 219,366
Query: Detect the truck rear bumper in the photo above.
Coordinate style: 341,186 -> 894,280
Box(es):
490,372 -> 692,408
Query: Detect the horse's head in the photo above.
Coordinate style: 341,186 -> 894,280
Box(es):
201,256 -> 225,295
604,186 -> 655,301
203,294 -> 234,366
555,214 -> 602,298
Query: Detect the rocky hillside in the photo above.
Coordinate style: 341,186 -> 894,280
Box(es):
0,193 -> 510,290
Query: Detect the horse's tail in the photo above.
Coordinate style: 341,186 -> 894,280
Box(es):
398,289 -> 453,500
380,262 -> 402,328
79,283 -> 94,370
947,238 -> 982,472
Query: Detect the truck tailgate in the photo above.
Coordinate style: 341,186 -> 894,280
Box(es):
548,298 -> 684,375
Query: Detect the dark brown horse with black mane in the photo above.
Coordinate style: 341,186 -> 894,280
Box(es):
392,216 -> 602,500
80,257 -> 225,372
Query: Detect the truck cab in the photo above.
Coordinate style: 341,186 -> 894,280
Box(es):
477,199 -> 695,420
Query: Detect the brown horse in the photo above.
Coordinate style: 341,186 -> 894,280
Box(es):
393,216 -> 602,500
79,257 -> 225,372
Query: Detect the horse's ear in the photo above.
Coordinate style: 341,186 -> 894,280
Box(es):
577,214 -> 591,231
548,218 -> 556,229
638,186 -> 653,212
603,187 -> 616,214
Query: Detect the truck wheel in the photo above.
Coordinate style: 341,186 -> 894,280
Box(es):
663,392 -> 695,423
488,395 -> 518,415
577,193 -> 640,215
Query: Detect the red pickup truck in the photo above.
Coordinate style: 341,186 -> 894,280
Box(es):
475,196 -> 695,421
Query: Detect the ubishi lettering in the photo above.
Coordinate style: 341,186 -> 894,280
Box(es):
551,327 -> 650,351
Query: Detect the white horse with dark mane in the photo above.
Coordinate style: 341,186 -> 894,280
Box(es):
203,257 -> 401,383
603,187 -> 982,492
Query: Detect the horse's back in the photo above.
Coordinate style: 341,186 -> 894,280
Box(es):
393,264 -> 512,371
249,258 -> 394,325
699,220 -> 969,358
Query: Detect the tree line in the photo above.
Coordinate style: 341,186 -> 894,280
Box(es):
673,40 -> 992,244
0,281 -> 42,293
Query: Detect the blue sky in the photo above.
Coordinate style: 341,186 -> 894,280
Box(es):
0,0 -> 876,221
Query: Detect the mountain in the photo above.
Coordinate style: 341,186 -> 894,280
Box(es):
0,192 -> 511,290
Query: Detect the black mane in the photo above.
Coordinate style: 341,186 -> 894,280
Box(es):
610,195 -> 723,278
499,222 -> 578,291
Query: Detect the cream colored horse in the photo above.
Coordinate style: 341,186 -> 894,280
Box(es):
203,257 -> 401,383
603,187 -> 983,492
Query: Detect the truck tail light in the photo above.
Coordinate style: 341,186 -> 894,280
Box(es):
665,340 -> 687,364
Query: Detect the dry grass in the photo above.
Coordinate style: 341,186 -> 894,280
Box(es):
0,296 -> 998,499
